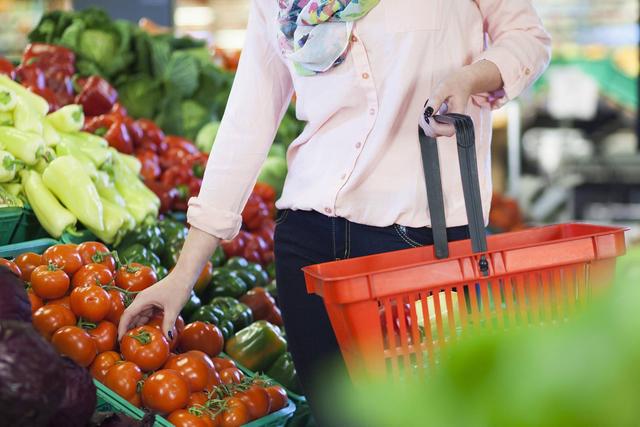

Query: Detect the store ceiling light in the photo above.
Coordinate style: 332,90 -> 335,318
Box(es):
175,6 -> 215,27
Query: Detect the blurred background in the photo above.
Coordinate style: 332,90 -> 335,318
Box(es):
3,0 -> 638,241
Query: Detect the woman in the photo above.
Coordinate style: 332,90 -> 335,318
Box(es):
119,0 -> 550,423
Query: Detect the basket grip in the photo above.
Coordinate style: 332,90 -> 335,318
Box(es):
419,113 -> 489,274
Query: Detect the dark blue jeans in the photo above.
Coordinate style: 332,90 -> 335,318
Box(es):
274,209 -> 469,426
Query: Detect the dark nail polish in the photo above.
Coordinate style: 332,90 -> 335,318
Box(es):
424,98 -> 430,107
426,106 -> 434,117
168,331 -> 173,340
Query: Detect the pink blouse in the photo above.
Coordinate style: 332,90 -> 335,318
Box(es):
187,0 -> 551,240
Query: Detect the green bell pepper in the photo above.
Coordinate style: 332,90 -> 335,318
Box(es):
266,352 -> 303,395
266,262 -> 276,280
218,319 -> 235,341
266,279 -> 278,298
155,265 -> 168,280
226,256 -> 249,270
211,246 -> 226,268
205,270 -> 248,300
235,269 -> 258,291
118,244 -> 161,269
210,297 -> 253,332
181,292 -> 202,320
225,320 -> 288,372
246,263 -> 269,288
158,217 -> 188,243
189,305 -> 221,325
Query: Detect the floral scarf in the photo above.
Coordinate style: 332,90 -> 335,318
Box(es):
278,0 -> 380,76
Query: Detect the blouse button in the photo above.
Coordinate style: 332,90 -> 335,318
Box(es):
340,173 -> 347,180
362,72 -> 370,79
525,67 -> 531,75
351,35 -> 358,43
369,108 -> 376,115
355,142 -> 362,149
325,208 -> 332,214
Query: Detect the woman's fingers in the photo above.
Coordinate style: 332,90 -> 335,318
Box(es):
118,298 -> 157,340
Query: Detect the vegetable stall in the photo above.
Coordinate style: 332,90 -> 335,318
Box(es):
0,6 -> 307,427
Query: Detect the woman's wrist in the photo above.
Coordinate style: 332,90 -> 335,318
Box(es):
171,227 -> 220,292
461,60 -> 503,96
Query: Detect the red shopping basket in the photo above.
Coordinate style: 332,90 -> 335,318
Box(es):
303,114 -> 627,381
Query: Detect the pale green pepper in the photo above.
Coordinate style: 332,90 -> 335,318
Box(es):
0,88 -> 16,112
114,151 -> 142,176
13,98 -> 43,135
87,197 -> 129,245
55,140 -> 98,180
42,155 -> 104,232
1,182 -> 22,197
0,150 -> 19,182
0,111 -> 13,126
42,120 -> 61,146
0,185 -> 22,208
112,153 -> 159,224
0,75 -> 48,117
61,132 -> 112,167
0,126 -> 45,165
21,170 -> 77,238
45,104 -> 84,133
94,171 -> 126,207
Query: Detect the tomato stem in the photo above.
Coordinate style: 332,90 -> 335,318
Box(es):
47,261 -> 58,271
77,319 -> 97,329
129,330 -> 153,345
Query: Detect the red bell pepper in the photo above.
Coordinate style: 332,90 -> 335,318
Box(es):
255,219 -> 275,250
13,64 -> 46,89
143,180 -> 178,213
135,119 -> 166,149
75,76 -> 118,117
0,57 -> 14,77
110,103 -> 128,117
221,231 -> 251,259
188,177 -> 202,197
242,194 -> 271,231
160,147 -> 193,170
24,84 -> 58,112
46,71 -> 75,106
239,287 -> 281,325
160,164 -> 193,188
84,114 -> 134,154
165,135 -> 200,155
22,43 -> 75,75
253,182 -> 277,207
136,150 -> 161,181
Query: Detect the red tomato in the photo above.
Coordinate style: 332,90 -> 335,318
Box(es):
77,242 -> 116,272
87,320 -> 118,352
121,325 -> 170,371
51,326 -> 98,367
30,264 -> 70,299
237,385 -> 271,420
27,289 -> 43,314
71,263 -> 114,288
46,295 -> 71,310
0,258 -> 21,277
141,369 -> 190,415
193,261 -> 213,296
178,321 -> 224,358
163,350 -> 217,393
212,358 -> 236,372
104,361 -> 143,407
70,284 -> 111,322
265,386 -> 288,412
116,263 -> 157,292
105,289 -> 126,325
168,410 -> 209,427
146,312 -> 179,350
220,397 -> 250,427
32,304 -> 77,340
14,252 -> 43,281
90,351 -> 121,382
187,391 -> 209,408
42,244 -> 83,275
219,367 -> 244,385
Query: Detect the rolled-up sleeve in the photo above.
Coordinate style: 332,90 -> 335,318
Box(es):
472,0 -> 552,109
187,0 -> 294,240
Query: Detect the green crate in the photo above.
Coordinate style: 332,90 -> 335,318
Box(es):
11,208 -> 49,244
96,373 -> 296,427
0,238 -> 59,258
0,207 -> 22,245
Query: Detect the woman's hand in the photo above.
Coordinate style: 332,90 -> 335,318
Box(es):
117,272 -> 192,340
117,227 -> 220,340
421,60 -> 503,137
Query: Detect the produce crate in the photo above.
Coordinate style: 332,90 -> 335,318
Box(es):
11,208 -> 49,244
96,377 -> 295,427
0,238 -> 59,258
0,207 -> 23,245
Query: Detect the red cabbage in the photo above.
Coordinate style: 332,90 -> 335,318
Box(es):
0,266 -> 31,322
48,357 -> 97,427
0,320 -> 65,426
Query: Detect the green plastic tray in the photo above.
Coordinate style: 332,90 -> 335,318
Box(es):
96,373 -> 296,427
0,207 -> 22,245
0,238 -> 59,258
11,208 -> 49,244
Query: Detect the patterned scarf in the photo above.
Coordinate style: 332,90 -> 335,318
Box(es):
278,0 -> 380,76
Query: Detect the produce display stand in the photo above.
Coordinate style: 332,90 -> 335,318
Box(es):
0,207 -> 22,245
304,115 -> 628,382
0,237 -> 59,258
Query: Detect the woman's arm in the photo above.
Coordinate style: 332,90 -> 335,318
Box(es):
118,0 -> 294,339
424,0 -> 551,136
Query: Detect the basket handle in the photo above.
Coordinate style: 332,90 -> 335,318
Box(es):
419,113 -> 489,275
